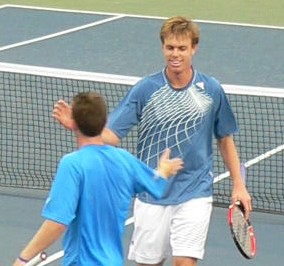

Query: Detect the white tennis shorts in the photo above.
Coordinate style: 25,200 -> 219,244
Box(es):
128,197 -> 213,264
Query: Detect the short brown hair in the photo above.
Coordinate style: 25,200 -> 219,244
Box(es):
160,16 -> 200,46
72,92 -> 107,137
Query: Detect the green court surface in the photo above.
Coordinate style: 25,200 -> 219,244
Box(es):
0,0 -> 284,26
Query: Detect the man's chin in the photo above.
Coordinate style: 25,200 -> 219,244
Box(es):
170,67 -> 182,74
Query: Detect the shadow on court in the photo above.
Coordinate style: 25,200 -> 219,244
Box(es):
1,187 -> 284,266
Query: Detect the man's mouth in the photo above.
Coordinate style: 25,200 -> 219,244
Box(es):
170,60 -> 181,67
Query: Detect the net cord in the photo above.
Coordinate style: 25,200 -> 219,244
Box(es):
0,62 -> 284,97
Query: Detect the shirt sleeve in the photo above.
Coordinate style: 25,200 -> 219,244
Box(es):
42,155 -> 81,226
107,78 -> 149,139
214,83 -> 238,139
127,152 -> 168,199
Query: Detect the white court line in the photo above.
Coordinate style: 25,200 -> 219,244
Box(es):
0,4 -> 9,9
0,14 -> 125,52
3,4 -> 284,30
214,144 -> 284,183
1,5 -> 283,53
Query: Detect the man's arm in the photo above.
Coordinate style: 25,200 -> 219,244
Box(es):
13,220 -> 66,266
218,135 -> 252,219
102,127 -> 120,146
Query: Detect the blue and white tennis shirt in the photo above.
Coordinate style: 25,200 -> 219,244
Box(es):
108,68 -> 238,205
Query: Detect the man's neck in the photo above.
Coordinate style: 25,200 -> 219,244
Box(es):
166,67 -> 193,89
77,134 -> 105,149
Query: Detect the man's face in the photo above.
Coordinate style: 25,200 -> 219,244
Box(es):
162,34 -> 197,75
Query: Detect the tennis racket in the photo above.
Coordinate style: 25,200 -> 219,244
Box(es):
228,200 -> 256,259
227,163 -> 256,259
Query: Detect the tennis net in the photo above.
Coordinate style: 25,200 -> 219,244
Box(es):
0,62 -> 283,214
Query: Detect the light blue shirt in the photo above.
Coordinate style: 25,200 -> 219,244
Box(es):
42,145 -> 167,265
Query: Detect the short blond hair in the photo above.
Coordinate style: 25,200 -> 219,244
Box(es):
160,16 -> 200,46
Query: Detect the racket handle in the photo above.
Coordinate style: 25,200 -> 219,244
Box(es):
25,252 -> 47,266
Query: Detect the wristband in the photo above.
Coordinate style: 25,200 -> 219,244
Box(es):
18,256 -> 29,264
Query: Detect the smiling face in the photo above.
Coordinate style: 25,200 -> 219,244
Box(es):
159,17 -> 200,83
162,33 -> 197,76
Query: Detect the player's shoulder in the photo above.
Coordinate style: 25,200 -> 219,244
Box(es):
60,145 -> 96,162
194,70 -> 221,87
128,70 -> 165,100
60,149 -> 81,164
55,151 -> 81,174
194,70 -> 224,94
115,146 -> 135,159
134,70 -> 165,88
115,148 -> 144,167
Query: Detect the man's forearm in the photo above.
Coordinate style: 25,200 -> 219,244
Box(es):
218,135 -> 243,184
102,127 -> 121,146
15,220 -> 65,264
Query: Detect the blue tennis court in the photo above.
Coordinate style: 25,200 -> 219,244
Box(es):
0,4 -> 284,266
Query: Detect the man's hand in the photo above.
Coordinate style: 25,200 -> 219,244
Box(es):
157,149 -> 184,179
52,100 -> 74,130
232,183 -> 252,220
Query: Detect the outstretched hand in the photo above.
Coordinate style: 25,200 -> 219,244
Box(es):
157,149 -> 184,179
52,100 -> 74,130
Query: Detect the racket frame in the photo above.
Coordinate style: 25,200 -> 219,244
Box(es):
228,201 -> 256,259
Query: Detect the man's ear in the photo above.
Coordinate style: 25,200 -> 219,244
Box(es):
192,44 -> 198,56
71,119 -> 78,131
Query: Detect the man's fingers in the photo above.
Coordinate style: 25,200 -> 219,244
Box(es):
52,101 -> 70,117
160,148 -> 170,161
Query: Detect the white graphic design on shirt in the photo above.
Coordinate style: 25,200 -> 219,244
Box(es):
138,84 -> 212,165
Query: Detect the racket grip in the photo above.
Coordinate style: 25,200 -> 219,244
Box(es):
25,252 -> 47,266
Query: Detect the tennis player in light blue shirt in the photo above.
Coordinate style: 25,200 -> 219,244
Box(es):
13,92 -> 183,266
43,145 -> 170,265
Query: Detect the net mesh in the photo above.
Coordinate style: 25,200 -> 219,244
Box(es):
0,63 -> 283,214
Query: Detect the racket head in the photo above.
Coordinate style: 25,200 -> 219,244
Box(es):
228,201 -> 256,259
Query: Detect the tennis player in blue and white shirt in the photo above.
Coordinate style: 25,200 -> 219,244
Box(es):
106,17 -> 252,266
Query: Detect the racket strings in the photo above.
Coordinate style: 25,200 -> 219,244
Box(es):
232,208 -> 251,254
